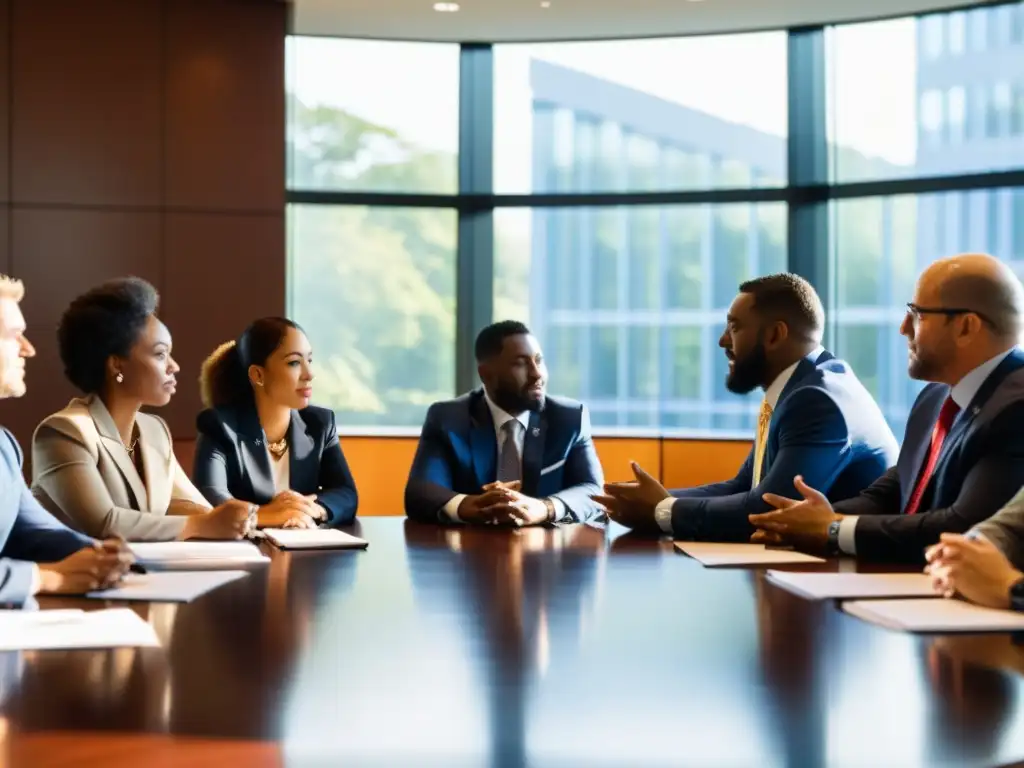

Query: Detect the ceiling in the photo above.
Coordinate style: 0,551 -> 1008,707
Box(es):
289,0 -> 988,42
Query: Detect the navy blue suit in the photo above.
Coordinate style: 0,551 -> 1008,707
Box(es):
0,428 -> 91,606
405,390 -> 604,523
837,348 -> 1024,562
193,405 -> 358,526
669,350 -> 898,541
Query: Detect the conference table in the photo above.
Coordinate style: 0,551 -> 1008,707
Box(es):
4,518 -> 1024,767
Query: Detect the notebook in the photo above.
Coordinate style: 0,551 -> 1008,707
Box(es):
86,570 -> 249,603
766,570 -> 936,600
674,542 -> 825,566
262,528 -> 369,550
129,541 -> 270,570
0,608 -> 160,650
843,598 -> 1024,633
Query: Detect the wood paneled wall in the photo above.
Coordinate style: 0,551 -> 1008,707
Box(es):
1,0 -> 286,448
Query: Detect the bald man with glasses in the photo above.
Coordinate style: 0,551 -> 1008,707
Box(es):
750,253 -> 1024,563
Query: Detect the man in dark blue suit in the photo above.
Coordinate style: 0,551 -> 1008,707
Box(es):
597,274 -> 898,541
0,276 -> 132,606
405,321 -> 604,525
751,254 -> 1024,562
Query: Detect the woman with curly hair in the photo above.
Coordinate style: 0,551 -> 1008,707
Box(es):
30,277 -> 252,541
193,317 -> 358,529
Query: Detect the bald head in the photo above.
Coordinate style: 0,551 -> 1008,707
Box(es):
923,253 -> 1024,341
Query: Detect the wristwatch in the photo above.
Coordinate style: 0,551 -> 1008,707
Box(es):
542,498 -> 556,524
826,519 -> 842,556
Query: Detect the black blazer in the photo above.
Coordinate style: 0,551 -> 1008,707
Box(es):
193,404 -> 358,526
836,348 -> 1024,562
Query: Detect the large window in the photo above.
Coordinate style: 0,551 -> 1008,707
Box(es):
288,204 -> 457,428
286,38 -> 459,194
828,4 -> 1024,182
494,34 -> 789,194
495,203 -> 785,433
287,1 -> 1024,436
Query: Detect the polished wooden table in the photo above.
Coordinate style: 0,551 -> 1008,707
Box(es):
4,518 -> 1024,767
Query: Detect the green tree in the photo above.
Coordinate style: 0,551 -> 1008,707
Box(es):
287,97 -> 458,427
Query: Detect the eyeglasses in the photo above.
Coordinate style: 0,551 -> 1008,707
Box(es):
905,303 -> 994,327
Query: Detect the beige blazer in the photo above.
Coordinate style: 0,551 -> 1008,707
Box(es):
31,394 -> 210,541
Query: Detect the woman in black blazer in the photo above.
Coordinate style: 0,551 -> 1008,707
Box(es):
194,317 -> 358,528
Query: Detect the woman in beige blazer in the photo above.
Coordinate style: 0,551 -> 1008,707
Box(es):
31,278 -> 252,542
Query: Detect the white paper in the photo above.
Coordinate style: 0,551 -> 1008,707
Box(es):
0,608 -> 160,650
844,598 -> 1024,633
262,528 -> 368,550
674,542 -> 825,566
766,571 -> 936,600
85,570 -> 248,603
129,541 -> 269,570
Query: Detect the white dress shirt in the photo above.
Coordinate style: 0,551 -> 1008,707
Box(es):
271,448 -> 290,495
654,348 -> 823,534
837,348 -> 1016,555
443,394 -> 568,523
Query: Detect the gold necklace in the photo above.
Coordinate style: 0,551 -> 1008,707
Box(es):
124,436 -> 139,457
267,437 -> 288,458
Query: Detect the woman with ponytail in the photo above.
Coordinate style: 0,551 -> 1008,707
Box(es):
194,318 -> 358,528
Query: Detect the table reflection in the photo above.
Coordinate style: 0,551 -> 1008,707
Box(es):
403,521 -> 605,768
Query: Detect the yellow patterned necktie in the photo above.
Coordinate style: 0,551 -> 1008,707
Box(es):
752,399 -> 773,487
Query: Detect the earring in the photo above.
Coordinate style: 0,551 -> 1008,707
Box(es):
256,381 -> 264,387
115,373 -> 124,384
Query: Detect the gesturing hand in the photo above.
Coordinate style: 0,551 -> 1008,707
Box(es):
748,475 -> 841,554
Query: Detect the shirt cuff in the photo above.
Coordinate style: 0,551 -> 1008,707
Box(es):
443,494 -> 467,523
30,563 -> 41,595
549,497 -> 568,522
838,516 -> 859,555
654,497 -> 675,534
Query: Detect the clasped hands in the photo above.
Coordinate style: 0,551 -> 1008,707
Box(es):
458,481 -> 551,527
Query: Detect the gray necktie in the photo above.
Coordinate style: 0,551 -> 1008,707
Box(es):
497,420 -> 522,483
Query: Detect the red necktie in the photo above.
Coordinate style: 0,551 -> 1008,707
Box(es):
904,397 -> 961,516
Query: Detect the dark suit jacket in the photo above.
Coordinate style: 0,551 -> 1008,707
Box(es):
0,428 -> 91,606
193,405 -> 358,526
835,348 -> 1024,562
404,390 -> 604,524
669,350 -> 899,542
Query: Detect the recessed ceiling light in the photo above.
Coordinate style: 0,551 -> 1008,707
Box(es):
433,2 -> 459,11
540,1 -> 551,7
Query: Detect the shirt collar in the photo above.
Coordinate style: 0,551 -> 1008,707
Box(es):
763,346 -> 824,410
950,348 -> 1016,409
483,391 -> 531,434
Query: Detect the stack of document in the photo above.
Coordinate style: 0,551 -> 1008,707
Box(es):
86,570 -> 249,603
844,598 -> 1024,633
262,528 -> 369,550
765,570 -> 936,601
674,542 -> 825,567
129,541 -> 270,570
0,608 -> 160,651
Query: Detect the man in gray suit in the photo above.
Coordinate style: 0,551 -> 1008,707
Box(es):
0,275 -> 132,606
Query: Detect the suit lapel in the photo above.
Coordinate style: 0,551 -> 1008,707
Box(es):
763,353 -> 821,472
88,396 -> 149,510
469,392 -> 497,488
521,409 -> 545,497
288,410 -> 317,494
137,417 -> 170,513
237,406 -> 276,502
